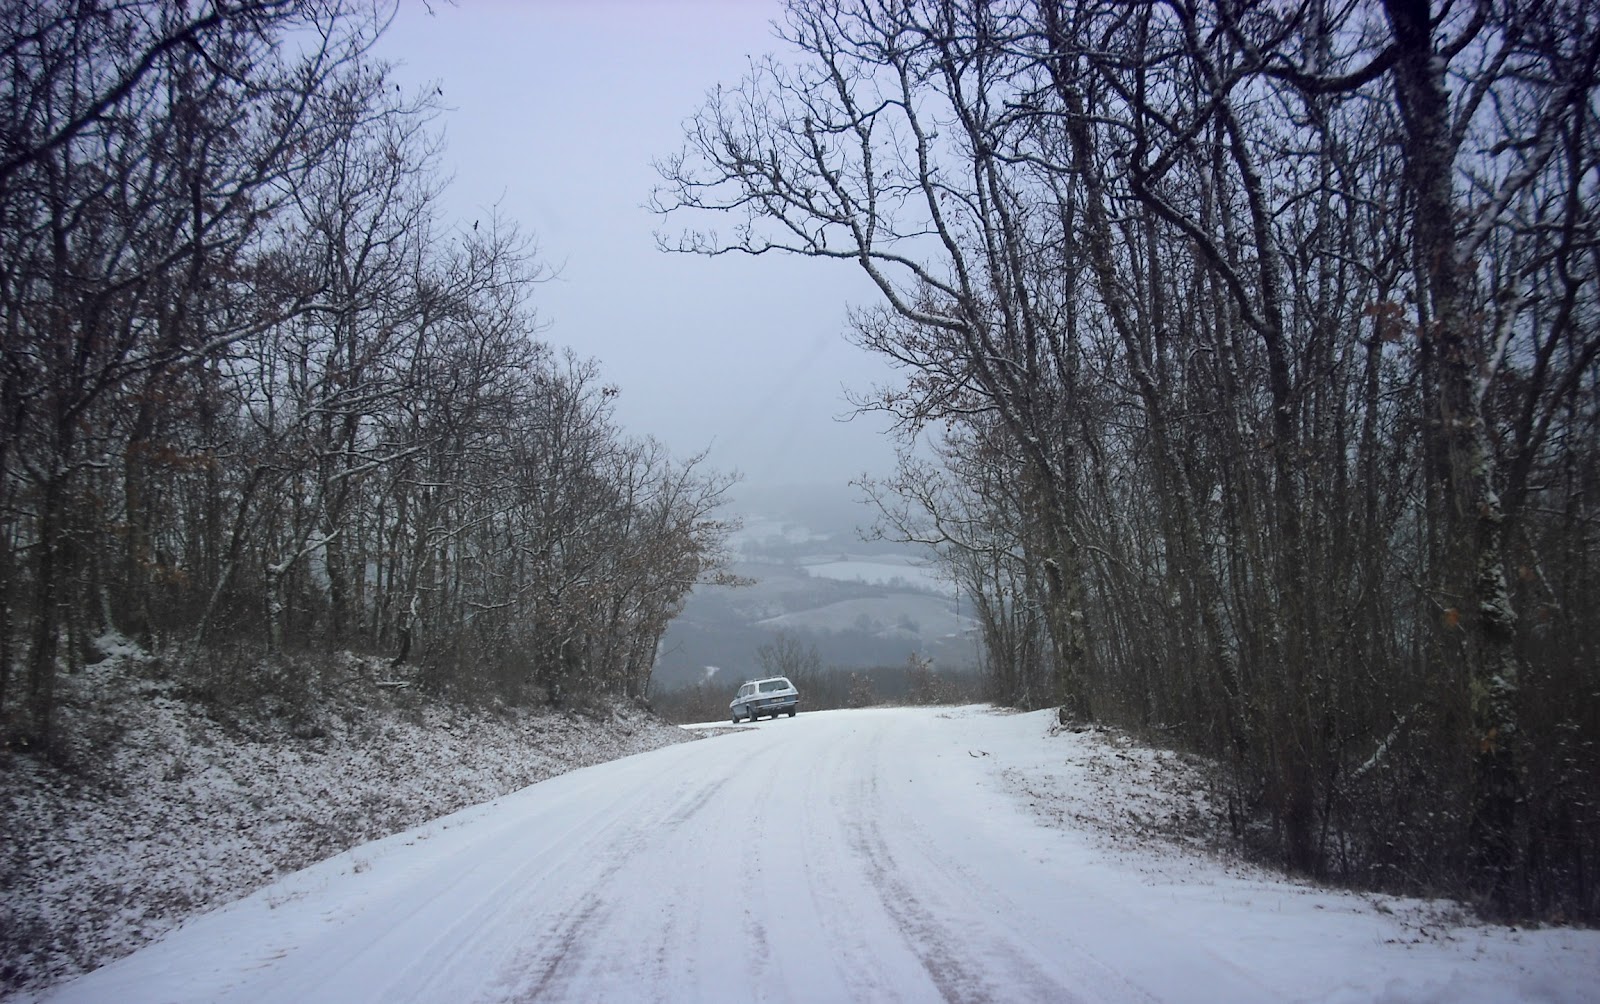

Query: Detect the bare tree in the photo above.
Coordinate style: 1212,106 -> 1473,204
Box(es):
658,0 -> 1600,919
0,0 -> 388,745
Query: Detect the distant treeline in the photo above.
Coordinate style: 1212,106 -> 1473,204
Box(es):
654,618 -> 976,691
652,651 -> 984,725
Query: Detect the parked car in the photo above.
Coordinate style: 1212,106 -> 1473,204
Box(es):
730,676 -> 799,723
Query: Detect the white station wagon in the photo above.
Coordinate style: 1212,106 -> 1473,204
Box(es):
730,676 -> 799,723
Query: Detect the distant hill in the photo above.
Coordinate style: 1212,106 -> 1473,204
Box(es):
652,487 -> 979,691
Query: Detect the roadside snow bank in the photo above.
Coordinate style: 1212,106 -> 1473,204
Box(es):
0,648 -> 691,997
939,706 -> 1599,1003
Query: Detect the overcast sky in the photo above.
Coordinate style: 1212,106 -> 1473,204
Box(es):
375,0 -> 905,503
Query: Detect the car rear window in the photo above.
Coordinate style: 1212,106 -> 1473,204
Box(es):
759,680 -> 789,693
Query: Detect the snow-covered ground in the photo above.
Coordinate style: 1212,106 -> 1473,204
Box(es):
0,651 -> 691,998
21,707 -> 1598,1003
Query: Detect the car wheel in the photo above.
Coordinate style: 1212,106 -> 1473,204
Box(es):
788,708 -> 797,717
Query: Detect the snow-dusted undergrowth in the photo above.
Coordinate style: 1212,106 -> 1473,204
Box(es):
975,710 -> 1496,944
1005,719 -> 1224,851
0,642 -> 692,997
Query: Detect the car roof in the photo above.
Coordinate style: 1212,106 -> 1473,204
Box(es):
742,676 -> 791,685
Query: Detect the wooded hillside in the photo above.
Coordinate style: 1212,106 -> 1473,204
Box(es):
0,1 -> 737,748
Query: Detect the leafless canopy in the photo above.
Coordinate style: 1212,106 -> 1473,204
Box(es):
656,0 -> 1600,921
1,1 -> 741,754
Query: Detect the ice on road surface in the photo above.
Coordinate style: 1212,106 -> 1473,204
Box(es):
33,707 -> 1598,1003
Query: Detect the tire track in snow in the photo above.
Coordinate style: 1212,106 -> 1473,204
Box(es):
837,714 -> 1176,1004
502,732 -> 772,1001
792,722 -> 907,1002
844,765 -> 1083,1003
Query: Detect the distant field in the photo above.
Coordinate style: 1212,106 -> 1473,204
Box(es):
801,557 -> 954,595
652,498 -> 976,689
757,592 -> 972,637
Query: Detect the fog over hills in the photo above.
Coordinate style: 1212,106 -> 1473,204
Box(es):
650,484 -> 979,691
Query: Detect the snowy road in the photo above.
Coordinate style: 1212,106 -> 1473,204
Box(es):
34,707 -> 1598,1003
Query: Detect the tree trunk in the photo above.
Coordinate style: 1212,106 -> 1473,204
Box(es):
24,475 -> 65,748
1383,0 -> 1524,913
